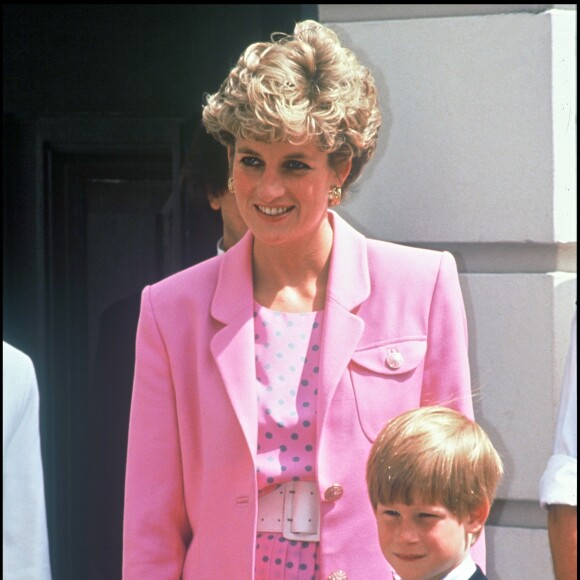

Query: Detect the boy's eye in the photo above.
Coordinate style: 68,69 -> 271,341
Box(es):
418,512 -> 438,518
383,509 -> 400,517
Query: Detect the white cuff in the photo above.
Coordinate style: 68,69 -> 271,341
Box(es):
539,453 -> 577,508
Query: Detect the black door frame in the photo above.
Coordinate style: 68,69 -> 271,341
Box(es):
4,116 -> 190,579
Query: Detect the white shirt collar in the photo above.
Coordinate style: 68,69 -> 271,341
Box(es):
391,554 -> 477,580
441,554 -> 477,580
216,236 -> 225,256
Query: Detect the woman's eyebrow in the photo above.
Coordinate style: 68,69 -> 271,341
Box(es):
236,146 -> 261,156
236,147 -> 315,162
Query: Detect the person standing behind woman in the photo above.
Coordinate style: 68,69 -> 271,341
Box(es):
123,20 -> 482,579
180,119 -> 248,255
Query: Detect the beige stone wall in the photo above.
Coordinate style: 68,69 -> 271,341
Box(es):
320,5 -> 577,578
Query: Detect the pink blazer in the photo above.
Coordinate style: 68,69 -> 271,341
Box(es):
123,211 -> 484,579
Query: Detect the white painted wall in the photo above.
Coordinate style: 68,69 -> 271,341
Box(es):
319,5 -> 577,579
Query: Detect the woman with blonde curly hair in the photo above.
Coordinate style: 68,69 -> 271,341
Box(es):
123,20 -> 481,579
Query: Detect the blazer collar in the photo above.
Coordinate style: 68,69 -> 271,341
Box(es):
209,230 -> 257,453
326,210 -> 371,311
315,211 -> 370,448
211,210 -> 371,321
211,229 -> 254,324
209,210 -> 371,458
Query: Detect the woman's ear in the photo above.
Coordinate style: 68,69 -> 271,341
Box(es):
334,157 -> 352,188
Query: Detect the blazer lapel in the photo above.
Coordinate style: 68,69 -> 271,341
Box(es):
317,211 -> 371,439
209,213 -> 371,456
210,232 -> 258,456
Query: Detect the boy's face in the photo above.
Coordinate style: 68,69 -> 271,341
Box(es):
374,501 -> 484,580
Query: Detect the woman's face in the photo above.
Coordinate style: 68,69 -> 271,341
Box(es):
230,138 -> 349,250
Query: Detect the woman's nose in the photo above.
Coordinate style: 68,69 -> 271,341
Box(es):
256,171 -> 285,201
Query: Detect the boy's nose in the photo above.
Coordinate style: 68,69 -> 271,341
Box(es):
396,520 -> 420,543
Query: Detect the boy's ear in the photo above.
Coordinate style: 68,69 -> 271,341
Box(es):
465,500 -> 490,535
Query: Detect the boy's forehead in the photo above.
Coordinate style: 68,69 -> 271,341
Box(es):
376,501 -> 460,518
377,500 -> 447,509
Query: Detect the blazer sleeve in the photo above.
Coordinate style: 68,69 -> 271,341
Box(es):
123,286 -> 192,579
420,251 -> 473,418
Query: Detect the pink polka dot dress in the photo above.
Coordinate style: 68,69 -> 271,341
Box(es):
253,301 -> 323,580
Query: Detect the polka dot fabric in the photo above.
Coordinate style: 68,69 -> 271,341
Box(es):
254,302 -> 323,579
255,534 -> 318,580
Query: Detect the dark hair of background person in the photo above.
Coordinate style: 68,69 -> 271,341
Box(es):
180,119 -> 230,208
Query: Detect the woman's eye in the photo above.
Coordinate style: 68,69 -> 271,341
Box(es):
240,156 -> 262,167
285,160 -> 310,171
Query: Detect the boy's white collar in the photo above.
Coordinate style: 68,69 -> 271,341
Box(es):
391,554 -> 477,580
441,554 -> 477,580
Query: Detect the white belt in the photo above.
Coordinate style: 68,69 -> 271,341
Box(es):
257,481 -> 321,542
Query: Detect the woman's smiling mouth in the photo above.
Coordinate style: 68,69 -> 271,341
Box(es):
256,205 -> 294,216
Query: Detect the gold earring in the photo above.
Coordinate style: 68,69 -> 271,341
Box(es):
227,177 -> 235,194
328,185 -> 342,207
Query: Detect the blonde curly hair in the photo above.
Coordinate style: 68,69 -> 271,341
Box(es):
202,20 -> 382,192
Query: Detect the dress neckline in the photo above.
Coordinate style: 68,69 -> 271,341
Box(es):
253,299 -> 322,315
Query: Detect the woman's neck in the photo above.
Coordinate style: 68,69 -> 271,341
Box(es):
252,221 -> 333,313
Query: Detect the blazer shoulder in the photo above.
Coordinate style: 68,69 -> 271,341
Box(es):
143,255 -> 223,312
150,255 -> 221,292
367,237 -> 449,262
366,238 -> 457,278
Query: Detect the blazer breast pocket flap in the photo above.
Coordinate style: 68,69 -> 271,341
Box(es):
351,338 -> 427,376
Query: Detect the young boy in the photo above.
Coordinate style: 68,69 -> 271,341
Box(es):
367,406 -> 504,580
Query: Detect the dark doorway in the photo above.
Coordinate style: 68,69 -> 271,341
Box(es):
3,6 -> 318,578
45,142 -> 181,580
4,115 -> 218,579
